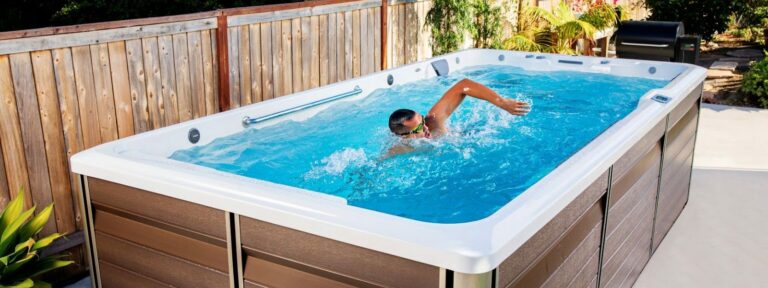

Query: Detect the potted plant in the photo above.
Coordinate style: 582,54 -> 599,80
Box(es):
0,192 -> 73,288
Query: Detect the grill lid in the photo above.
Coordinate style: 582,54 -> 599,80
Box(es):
616,21 -> 684,60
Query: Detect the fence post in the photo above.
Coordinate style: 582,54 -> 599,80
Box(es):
216,12 -> 231,112
381,0 -> 388,70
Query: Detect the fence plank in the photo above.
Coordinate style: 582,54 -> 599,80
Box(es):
301,17 -> 312,90
172,34 -> 194,121
259,23 -> 274,100
344,11 -> 353,80
227,27 -> 241,108
226,0 -> 381,26
319,14 -> 329,86
359,9 -> 369,76
248,25 -> 263,103
107,42 -> 135,137
271,21 -> 284,97
158,35 -> 179,125
187,32 -> 206,118
237,25 -> 252,105
141,38 -> 163,129
30,50 -> 76,235
9,53 -> 56,235
310,15 -> 320,89
0,55 -> 32,207
337,13 -> 346,81
125,40 -> 150,132
389,5 -> 397,68
281,19 -> 293,95
291,18 -> 302,93
405,3 -> 418,64
0,18 -> 217,55
328,13 -> 338,83
89,44 -> 119,142
374,7 -> 381,72
352,10 -> 361,78
201,30 -> 217,115
397,4 -> 406,67
71,46 -> 103,148
51,48 -> 84,229
367,8 -> 375,74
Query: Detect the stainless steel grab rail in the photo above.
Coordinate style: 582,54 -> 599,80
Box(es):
242,85 -> 362,126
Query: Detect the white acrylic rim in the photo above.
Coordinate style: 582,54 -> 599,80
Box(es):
71,49 -> 706,273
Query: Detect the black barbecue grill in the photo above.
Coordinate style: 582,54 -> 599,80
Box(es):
615,21 -> 700,64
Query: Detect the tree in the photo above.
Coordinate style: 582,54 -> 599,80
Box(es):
645,0 -> 737,41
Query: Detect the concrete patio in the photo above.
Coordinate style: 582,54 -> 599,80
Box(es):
634,104 -> 768,287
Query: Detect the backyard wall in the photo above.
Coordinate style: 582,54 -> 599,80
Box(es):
0,0 -> 648,282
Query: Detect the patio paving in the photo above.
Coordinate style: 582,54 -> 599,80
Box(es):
634,104 -> 768,288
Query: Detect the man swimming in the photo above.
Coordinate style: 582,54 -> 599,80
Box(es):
386,78 -> 530,155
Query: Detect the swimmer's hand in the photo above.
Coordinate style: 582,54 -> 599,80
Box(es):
496,98 -> 531,116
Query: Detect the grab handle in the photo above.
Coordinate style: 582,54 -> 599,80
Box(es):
243,85 -> 363,126
620,42 -> 669,48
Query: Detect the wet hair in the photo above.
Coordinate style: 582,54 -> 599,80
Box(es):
388,109 -> 416,135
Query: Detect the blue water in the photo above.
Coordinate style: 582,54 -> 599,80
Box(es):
170,65 -> 667,223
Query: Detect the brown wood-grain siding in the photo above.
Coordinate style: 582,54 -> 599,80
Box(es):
593,115 -> 665,288
498,171 -> 609,288
239,215 -> 441,288
88,178 -> 229,287
654,100 -> 699,251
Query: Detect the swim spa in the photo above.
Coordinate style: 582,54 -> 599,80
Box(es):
71,49 -> 706,288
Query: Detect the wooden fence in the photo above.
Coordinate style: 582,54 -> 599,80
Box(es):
0,0 -> 646,282
0,0 -> 431,281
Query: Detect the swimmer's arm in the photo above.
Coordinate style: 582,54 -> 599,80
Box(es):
380,144 -> 415,160
428,79 -> 530,127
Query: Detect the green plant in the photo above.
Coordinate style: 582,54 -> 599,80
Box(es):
733,0 -> 768,28
0,192 -> 73,288
645,0 -> 737,41
504,2 -> 617,55
741,52 -> 768,108
470,0 -> 504,49
426,0 -> 473,55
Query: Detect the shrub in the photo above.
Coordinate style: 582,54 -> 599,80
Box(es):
425,0 -> 473,55
504,3 -> 618,55
0,192 -> 73,287
741,53 -> 768,108
733,0 -> 768,28
470,0 -> 504,49
645,0 -> 737,41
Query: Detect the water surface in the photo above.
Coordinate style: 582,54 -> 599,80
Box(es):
171,65 -> 668,223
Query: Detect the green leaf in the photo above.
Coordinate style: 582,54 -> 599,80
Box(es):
0,239 -> 35,266
0,278 -> 34,288
2,253 -> 35,276
31,234 -> 60,252
30,281 -> 51,288
11,258 -> 73,280
17,205 -> 52,241
0,207 -> 35,256
0,193 -> 25,237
